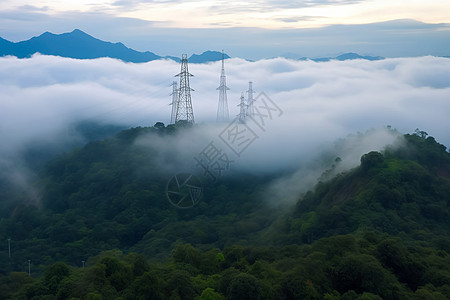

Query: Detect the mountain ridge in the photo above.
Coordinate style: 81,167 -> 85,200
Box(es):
0,29 -> 387,63
0,29 -> 227,63
4,29 -> 162,62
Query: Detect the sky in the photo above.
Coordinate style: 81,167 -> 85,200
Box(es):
0,0 -> 450,58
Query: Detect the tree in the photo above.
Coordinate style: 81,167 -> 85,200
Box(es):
360,151 -> 384,170
172,243 -> 202,270
166,270 -> 196,300
42,262 -> 71,294
124,271 -> 164,300
227,273 -> 262,300
124,252 -> 150,277
280,268 -> 320,300
99,256 -> 133,292
199,288 -> 226,300
332,254 -> 391,298
376,239 -> 425,289
154,122 -> 165,130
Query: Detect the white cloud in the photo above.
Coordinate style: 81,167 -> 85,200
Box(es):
1,54 -> 450,150
2,54 -> 450,143
1,55 -> 449,204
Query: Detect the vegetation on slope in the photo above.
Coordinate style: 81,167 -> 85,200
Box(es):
278,132 -> 450,248
0,125 -> 449,299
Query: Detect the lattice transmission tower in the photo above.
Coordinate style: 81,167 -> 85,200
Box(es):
246,81 -> 255,117
216,51 -> 230,122
237,92 -> 247,124
175,54 -> 195,123
170,81 -> 178,124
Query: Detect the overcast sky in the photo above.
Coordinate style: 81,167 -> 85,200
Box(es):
0,1 -> 449,59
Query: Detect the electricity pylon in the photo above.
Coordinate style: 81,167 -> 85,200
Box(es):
246,81 -> 255,117
216,51 -> 229,122
175,54 -> 195,123
237,93 -> 247,124
170,81 -> 178,124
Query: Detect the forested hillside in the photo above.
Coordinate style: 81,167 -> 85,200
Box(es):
0,125 -> 449,299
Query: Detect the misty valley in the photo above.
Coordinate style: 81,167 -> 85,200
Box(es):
1,0 -> 450,298
0,121 -> 449,299
1,51 -> 450,300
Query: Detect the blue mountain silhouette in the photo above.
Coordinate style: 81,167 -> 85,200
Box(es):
1,30 -> 387,63
0,29 -> 229,63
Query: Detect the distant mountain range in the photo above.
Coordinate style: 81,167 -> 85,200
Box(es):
0,29 -> 385,63
312,52 -> 384,62
282,52 -> 384,62
0,29 -> 229,63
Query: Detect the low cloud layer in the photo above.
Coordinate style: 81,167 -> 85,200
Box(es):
1,54 -> 449,156
1,55 -> 449,204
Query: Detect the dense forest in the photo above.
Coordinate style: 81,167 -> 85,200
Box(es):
0,123 -> 449,299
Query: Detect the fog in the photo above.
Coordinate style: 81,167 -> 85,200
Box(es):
1,54 -> 449,204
